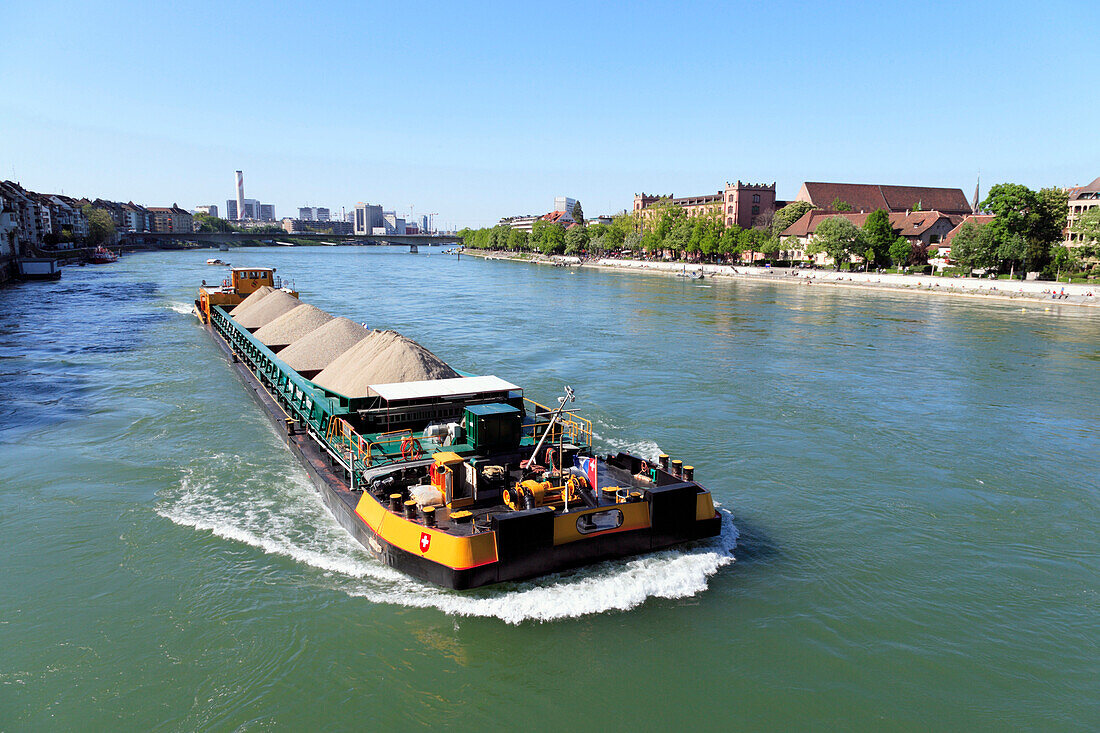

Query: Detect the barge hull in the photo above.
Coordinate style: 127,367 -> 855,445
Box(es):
204,321 -> 720,590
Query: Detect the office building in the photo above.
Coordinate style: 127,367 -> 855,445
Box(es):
193,204 -> 218,218
354,203 -> 384,235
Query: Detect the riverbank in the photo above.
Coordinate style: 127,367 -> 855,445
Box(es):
464,250 -> 1100,308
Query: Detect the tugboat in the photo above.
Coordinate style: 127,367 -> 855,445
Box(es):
195,268 -> 722,589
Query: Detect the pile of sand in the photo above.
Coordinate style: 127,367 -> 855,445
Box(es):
253,303 -> 333,351
233,290 -> 300,331
228,286 -> 274,317
313,329 -> 458,397
278,317 -> 370,377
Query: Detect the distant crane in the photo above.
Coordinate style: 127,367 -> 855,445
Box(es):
427,213 -> 439,234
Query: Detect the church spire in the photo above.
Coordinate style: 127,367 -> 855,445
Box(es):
972,173 -> 981,214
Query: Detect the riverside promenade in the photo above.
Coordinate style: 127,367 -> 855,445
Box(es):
464,251 -> 1100,308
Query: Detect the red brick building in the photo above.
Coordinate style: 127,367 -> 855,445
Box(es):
634,181 -> 779,229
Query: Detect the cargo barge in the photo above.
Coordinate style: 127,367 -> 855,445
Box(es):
196,267 -> 722,589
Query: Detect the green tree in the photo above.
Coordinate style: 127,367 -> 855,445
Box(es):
508,227 -> 528,251
686,218 -> 707,256
194,213 -> 235,233
760,234 -> 781,263
564,225 -> 589,255
700,220 -> 722,260
861,209 -> 895,268
830,197 -> 853,212
651,200 -> 685,239
1050,245 -> 1072,280
981,183 -> 1038,242
771,200 -> 814,237
807,216 -> 866,270
950,221 -> 998,271
606,214 -> 631,249
1071,207 -> 1100,246
1034,187 -> 1069,244
664,218 -> 692,257
539,224 -> 566,255
530,218 -> 549,250
997,233 -> 1029,278
720,225 -> 742,261
82,205 -> 116,245
622,230 -> 642,253
889,236 -> 912,269
571,201 -> 584,225
641,230 -> 661,254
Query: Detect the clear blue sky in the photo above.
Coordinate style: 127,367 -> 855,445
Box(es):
2,1 -> 1097,228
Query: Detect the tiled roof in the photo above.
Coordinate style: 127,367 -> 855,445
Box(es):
942,215 -> 996,247
800,182 -> 972,215
1069,176 -> 1100,199
782,210 -> 955,238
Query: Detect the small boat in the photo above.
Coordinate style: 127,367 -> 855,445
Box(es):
206,258 -> 228,266
88,246 -> 118,264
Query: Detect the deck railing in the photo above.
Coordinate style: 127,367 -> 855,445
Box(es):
523,398 -> 593,447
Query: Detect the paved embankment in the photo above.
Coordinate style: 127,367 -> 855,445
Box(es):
463,251 -> 1100,308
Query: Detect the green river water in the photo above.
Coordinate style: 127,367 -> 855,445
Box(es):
1,246 -> 1097,730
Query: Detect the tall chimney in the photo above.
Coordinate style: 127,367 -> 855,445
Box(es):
235,170 -> 245,220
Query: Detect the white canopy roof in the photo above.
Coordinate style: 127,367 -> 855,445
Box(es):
368,375 -> 520,402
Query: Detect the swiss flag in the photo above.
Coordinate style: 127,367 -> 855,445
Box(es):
419,532 -> 431,553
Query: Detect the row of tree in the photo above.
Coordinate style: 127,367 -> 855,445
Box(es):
460,183 -> 1095,277
459,199 -> 824,261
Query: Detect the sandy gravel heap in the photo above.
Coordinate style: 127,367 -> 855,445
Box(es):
253,303 -> 333,351
313,329 -> 458,397
233,290 -> 300,330
228,286 -> 274,317
277,317 -> 370,374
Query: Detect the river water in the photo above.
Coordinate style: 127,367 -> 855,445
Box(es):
1,246 -> 1097,729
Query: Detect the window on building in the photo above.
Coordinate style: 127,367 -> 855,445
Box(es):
752,206 -> 759,215
727,217 -> 733,226
753,194 -> 760,203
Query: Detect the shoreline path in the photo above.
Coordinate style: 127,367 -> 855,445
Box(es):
464,251 -> 1100,309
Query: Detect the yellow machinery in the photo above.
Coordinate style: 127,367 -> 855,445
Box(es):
503,476 -> 589,511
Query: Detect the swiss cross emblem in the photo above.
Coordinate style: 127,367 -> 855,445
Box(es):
419,532 -> 431,553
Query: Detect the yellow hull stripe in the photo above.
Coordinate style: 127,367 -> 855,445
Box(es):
355,494 -> 499,570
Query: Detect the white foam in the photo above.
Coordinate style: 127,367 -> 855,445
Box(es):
157,451 -> 737,625
592,430 -> 663,463
166,301 -> 195,315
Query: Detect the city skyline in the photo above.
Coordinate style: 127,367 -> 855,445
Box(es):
2,1 -> 1098,228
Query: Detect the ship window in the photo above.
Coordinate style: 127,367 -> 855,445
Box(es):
576,509 -> 624,535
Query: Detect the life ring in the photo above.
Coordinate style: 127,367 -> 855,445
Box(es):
401,436 -> 424,460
